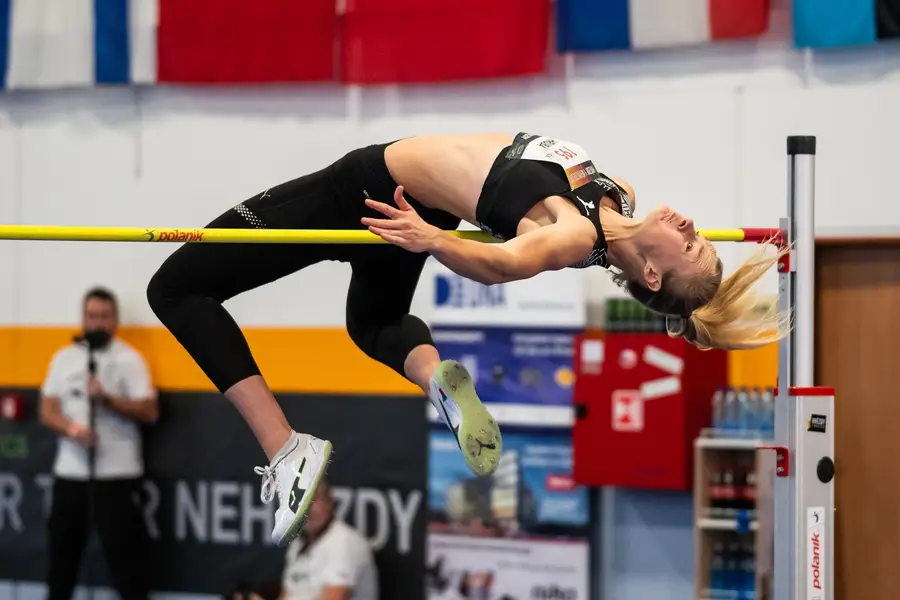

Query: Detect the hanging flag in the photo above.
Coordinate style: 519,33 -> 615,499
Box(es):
0,1 -> 10,90
793,0 -> 900,49
341,0 -> 549,85
0,0 -> 336,91
0,0 -> 144,90
157,0 -> 336,83
556,0 -> 771,53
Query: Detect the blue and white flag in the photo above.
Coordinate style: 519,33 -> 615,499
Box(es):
0,0 -> 156,90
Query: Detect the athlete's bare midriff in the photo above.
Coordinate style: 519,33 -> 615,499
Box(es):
383,131 -> 589,237
384,133 -> 512,224
384,133 -> 624,238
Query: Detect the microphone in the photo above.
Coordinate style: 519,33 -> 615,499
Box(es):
74,330 -> 111,375
73,334 -> 99,374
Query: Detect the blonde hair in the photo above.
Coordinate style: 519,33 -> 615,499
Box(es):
671,244 -> 791,350
603,206 -> 791,351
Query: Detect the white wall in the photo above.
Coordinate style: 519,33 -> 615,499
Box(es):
2,2 -> 899,329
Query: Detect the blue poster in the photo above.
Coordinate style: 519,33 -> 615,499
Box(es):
432,325 -> 580,408
427,429 -> 589,539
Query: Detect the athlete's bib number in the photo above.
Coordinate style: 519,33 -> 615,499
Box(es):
554,146 -> 578,160
507,132 -> 633,219
519,136 -> 596,190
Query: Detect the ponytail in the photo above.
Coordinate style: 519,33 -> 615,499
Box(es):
601,201 -> 790,351
666,244 -> 791,350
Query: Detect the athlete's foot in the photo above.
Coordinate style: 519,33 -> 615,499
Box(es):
254,431 -> 333,546
429,360 -> 502,477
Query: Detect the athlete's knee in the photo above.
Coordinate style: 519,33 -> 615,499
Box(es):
346,311 -> 391,358
346,312 -> 434,374
146,265 -> 174,319
146,258 -> 196,322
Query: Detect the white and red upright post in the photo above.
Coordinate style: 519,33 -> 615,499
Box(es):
768,136 -> 835,600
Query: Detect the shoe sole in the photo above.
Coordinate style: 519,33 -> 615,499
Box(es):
437,360 -> 502,477
278,440 -> 334,546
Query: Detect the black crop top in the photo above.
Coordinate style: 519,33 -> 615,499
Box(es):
474,132 -> 634,269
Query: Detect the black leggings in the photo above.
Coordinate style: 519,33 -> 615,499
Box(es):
146,144 -> 461,393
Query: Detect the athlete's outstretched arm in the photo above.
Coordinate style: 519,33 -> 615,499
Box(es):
428,225 -> 592,284
362,186 -> 594,285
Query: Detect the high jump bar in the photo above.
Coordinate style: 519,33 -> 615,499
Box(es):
0,225 -> 780,244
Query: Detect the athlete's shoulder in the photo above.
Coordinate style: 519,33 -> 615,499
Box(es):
609,176 -> 636,208
608,175 -> 637,214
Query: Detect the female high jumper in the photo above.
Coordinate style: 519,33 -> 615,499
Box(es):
146,132 -> 788,546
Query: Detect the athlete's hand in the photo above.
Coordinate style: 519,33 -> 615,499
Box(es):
361,186 -> 442,253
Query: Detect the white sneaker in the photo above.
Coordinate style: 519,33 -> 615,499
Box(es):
430,360 -> 502,477
254,432 -> 333,546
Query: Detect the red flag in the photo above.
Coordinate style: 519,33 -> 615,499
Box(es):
710,0 -> 771,41
341,0 -> 549,84
158,0 -> 337,84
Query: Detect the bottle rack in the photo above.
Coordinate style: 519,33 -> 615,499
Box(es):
693,429 -> 776,600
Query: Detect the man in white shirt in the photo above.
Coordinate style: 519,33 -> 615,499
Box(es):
39,287 -> 159,600
281,479 -> 379,600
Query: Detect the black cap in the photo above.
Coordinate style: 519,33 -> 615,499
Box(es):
787,136 -> 816,156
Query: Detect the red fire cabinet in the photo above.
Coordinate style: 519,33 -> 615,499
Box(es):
572,331 -> 728,490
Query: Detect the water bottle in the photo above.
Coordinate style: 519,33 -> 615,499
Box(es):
749,386 -> 762,437
633,303 -> 645,332
743,468 -> 757,518
712,387 -> 726,434
736,387 -> 751,437
708,466 -> 724,518
636,304 -> 650,332
740,542 -> 757,600
735,457 -> 753,513
760,388 -> 775,440
622,300 -> 640,333
724,387 -> 739,434
725,542 -> 741,599
604,298 -> 619,333
710,541 -> 727,598
721,466 -> 737,517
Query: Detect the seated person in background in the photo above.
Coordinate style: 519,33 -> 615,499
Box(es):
281,479 -> 378,600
